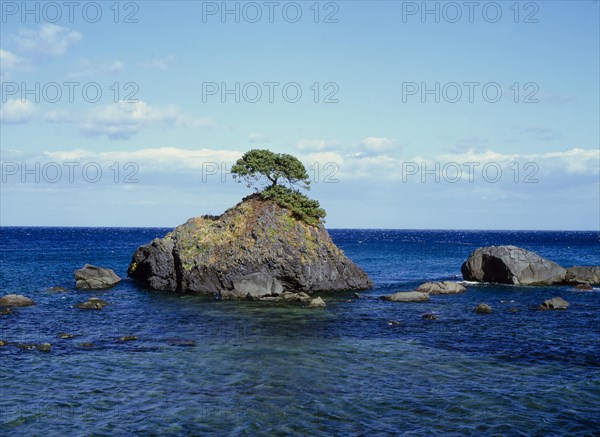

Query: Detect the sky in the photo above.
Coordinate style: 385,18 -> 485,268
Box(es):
0,0 -> 599,229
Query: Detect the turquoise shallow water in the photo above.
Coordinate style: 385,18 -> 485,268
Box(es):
0,228 -> 599,435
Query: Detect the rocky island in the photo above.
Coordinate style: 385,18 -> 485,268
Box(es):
128,150 -> 373,298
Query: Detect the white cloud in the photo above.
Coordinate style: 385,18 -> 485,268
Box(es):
140,55 -> 175,71
0,99 -> 37,124
80,101 -> 215,140
356,137 -> 398,156
248,133 -> 270,143
13,24 -> 81,57
42,147 -> 242,172
43,109 -> 76,123
68,58 -> 125,78
296,139 -> 340,152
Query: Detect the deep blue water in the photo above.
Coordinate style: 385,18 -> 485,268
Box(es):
1,227 -> 599,436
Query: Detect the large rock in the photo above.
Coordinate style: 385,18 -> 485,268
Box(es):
382,291 -> 430,302
565,266 -> 600,285
222,272 -> 284,300
461,246 -> 566,286
75,265 -> 121,290
417,281 -> 466,295
0,294 -> 36,307
539,297 -> 569,310
128,195 -> 373,295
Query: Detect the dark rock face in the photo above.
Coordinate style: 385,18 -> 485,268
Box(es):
128,196 -> 373,295
222,272 -> 284,300
75,264 -> 121,290
565,266 -> 600,285
461,246 -> 566,286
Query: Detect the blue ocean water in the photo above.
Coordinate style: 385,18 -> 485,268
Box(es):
0,227 -> 599,436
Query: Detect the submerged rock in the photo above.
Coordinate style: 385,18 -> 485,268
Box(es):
565,266 -> 600,285
57,332 -> 75,339
575,283 -> 593,291
0,308 -> 13,316
474,303 -> 492,314
17,343 -> 51,352
421,313 -> 438,320
0,294 -> 36,307
48,286 -> 69,293
75,297 -> 110,310
75,264 -> 121,290
417,281 -> 466,295
539,297 -> 569,310
461,246 -> 566,285
119,335 -> 138,342
0,340 -> 8,347
382,291 -> 430,302
128,195 -> 373,295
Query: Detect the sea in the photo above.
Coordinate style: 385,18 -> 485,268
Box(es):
0,227 -> 599,436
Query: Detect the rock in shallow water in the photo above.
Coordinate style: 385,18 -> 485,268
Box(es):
539,297 -> 569,310
565,266 -> 600,285
75,297 -> 110,310
308,297 -> 326,308
0,294 -> 36,307
382,291 -> 430,302
75,264 -> 121,290
474,303 -> 492,314
128,195 -> 372,295
417,281 -> 466,295
461,246 -> 566,286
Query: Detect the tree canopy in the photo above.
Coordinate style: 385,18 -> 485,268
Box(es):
231,149 -> 310,191
231,149 -> 326,225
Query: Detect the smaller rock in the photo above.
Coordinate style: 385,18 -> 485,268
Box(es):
308,297 -> 326,308
0,294 -> 36,307
417,281 -> 466,295
353,293 -> 361,299
17,343 -> 36,350
167,339 -> 196,347
382,291 -> 430,302
509,308 -> 519,313
387,320 -> 401,326
119,335 -> 138,342
17,343 -> 51,352
48,286 -> 69,293
81,342 -> 94,349
575,283 -> 593,291
75,264 -> 121,290
0,340 -> 8,347
75,297 -> 110,310
539,297 -> 569,310
421,313 -> 438,320
0,308 -> 13,316
36,343 -> 51,352
474,303 -> 492,314
57,332 -> 75,339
